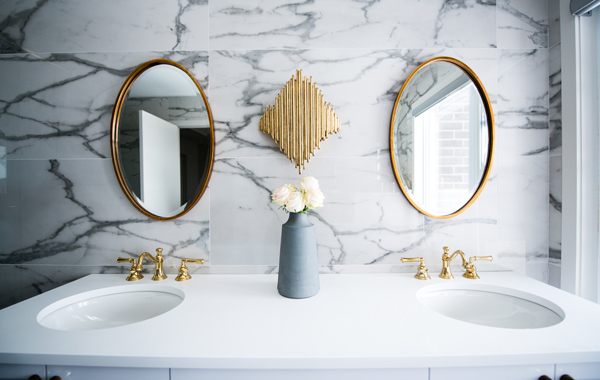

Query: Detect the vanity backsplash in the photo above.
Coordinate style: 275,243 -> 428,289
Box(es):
0,0 -> 553,308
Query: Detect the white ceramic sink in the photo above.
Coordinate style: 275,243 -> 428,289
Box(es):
37,285 -> 184,331
417,284 -> 565,329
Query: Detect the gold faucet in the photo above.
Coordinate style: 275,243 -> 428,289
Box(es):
175,258 -> 205,281
138,248 -> 168,281
463,255 -> 493,279
439,246 -> 469,279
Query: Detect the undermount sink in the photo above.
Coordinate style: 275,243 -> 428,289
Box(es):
37,285 -> 184,331
417,283 -> 565,329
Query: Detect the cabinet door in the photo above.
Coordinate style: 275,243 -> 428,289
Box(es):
556,362 -> 600,380
47,365 -> 168,380
171,368 -> 428,380
0,364 -> 46,380
430,364 -> 555,380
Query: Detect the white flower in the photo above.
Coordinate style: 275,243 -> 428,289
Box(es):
272,177 -> 325,213
272,184 -> 295,206
299,176 -> 320,192
305,187 -> 324,209
285,191 -> 306,213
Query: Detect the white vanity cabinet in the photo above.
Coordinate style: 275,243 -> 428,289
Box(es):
1,274 -> 600,380
4,364 -> 600,380
0,364 -> 46,380
46,365 -> 168,380
170,368 -> 428,380
557,362 -> 600,379
430,364 -> 555,380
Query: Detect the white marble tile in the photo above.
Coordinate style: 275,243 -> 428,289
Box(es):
0,0 -> 209,54
211,48 -> 497,160
548,262 -> 561,288
549,44 -> 562,155
549,154 -> 561,261
209,0 -> 496,50
548,0 -> 561,47
498,0 -> 549,49
0,0 -> 558,307
496,49 -> 549,157
496,155 -> 549,275
526,260 -> 549,283
0,159 -> 210,267
0,51 -> 209,160
210,156 -> 430,267
210,154 -> 500,270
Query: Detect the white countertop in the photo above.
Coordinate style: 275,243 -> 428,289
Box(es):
1,272 -> 599,369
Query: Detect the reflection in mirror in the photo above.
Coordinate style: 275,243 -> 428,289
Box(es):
111,60 -> 214,220
390,57 -> 494,219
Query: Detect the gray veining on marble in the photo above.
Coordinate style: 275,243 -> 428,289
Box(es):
496,48 -> 549,157
211,48 -> 497,161
548,0 -> 561,48
497,0 -> 549,49
0,159 -> 210,267
549,155 -> 562,261
0,52 -> 208,160
0,0 -> 209,54
210,155 -> 497,271
549,44 -> 562,155
0,264 -> 127,310
548,23 -> 562,271
210,0 -> 496,50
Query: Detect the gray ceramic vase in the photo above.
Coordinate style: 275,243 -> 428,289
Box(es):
277,212 -> 320,299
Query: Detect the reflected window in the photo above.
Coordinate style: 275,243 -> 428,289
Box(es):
412,83 -> 488,215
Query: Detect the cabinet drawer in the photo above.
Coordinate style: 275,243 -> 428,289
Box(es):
430,364 -> 554,380
0,364 -> 46,380
171,368 -> 428,380
556,362 -> 600,380
47,365 -> 169,380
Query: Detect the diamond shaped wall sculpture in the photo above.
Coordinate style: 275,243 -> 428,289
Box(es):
259,70 -> 341,174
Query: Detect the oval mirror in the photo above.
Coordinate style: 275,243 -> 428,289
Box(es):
110,59 -> 214,220
390,57 -> 494,219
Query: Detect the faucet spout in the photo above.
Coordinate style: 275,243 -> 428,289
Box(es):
136,248 -> 167,281
439,246 -> 468,279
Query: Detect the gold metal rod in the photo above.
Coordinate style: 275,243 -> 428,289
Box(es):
259,70 -> 341,173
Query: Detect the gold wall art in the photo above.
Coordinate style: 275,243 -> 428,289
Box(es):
259,70 -> 341,174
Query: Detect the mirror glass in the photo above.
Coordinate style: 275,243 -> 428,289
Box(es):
111,59 -> 214,220
390,57 -> 494,219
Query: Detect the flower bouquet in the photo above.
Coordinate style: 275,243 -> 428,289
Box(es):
271,176 -> 324,213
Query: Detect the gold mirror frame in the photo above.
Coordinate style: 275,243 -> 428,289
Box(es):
389,57 -> 495,219
110,59 -> 214,221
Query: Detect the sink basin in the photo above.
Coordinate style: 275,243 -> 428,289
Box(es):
417,284 -> 564,329
37,285 -> 184,331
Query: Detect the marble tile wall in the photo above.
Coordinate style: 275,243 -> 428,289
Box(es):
0,0 -> 550,308
548,0 -> 562,288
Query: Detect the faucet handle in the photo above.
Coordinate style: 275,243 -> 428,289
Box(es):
400,257 -> 431,280
152,248 -> 167,281
116,257 -> 143,281
175,259 -> 205,282
463,255 -> 493,280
